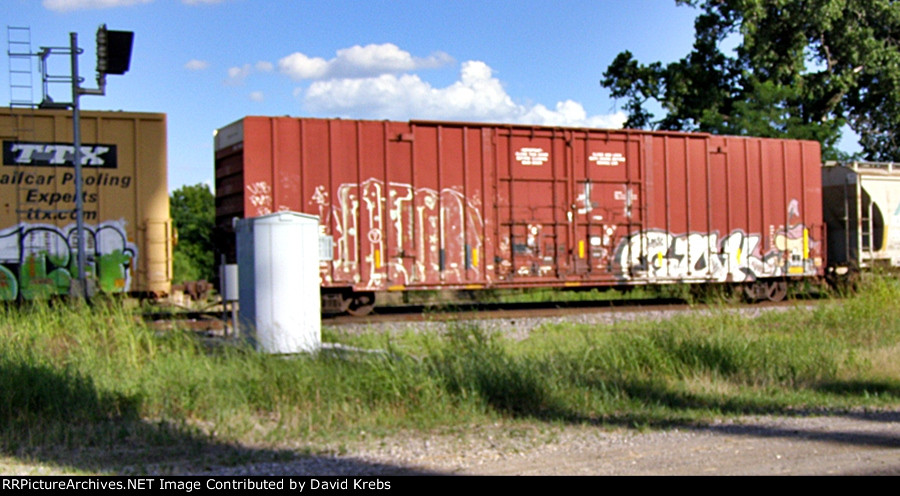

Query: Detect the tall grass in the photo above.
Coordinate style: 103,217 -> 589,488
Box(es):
2,277 -> 899,466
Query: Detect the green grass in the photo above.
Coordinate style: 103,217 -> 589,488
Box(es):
2,277 -> 899,472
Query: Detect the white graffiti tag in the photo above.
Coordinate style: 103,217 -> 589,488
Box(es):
321,178 -> 484,288
246,181 -> 273,216
614,228 -> 815,282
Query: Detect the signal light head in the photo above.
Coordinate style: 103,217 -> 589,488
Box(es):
96,24 -> 133,76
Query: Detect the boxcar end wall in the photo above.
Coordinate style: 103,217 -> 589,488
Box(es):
215,116 -> 824,312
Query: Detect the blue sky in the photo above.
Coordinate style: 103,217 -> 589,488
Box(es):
1,1 -> 778,191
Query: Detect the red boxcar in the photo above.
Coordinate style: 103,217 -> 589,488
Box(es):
215,117 -> 824,314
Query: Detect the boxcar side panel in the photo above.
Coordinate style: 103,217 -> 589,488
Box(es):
625,134 -> 823,284
0,108 -> 170,299
214,117 -> 824,297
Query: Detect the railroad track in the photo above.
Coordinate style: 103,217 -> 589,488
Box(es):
142,294 -> 827,336
322,296 -> 817,327
142,309 -> 226,332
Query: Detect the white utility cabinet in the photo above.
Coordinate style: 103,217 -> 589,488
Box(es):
235,212 -> 321,353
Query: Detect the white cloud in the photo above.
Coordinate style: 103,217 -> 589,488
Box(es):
226,65 -> 251,84
249,91 -> 264,102
42,0 -> 151,11
279,43 -> 453,81
302,60 -> 627,129
226,61 -> 273,84
279,53 -> 329,80
184,59 -> 210,71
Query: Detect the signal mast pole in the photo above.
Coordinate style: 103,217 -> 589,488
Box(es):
31,25 -> 132,298
69,31 -> 88,298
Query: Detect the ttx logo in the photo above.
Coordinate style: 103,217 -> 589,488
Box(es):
2,141 -> 117,168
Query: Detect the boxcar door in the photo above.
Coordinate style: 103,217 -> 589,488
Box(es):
494,127 -> 570,283
570,131 -> 644,282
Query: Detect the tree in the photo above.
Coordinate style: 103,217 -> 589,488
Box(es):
170,183 -> 215,283
601,0 -> 900,161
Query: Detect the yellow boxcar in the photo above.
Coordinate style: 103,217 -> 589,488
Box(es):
0,108 -> 171,299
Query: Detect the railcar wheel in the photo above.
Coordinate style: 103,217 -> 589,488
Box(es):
346,292 -> 376,317
764,280 -> 788,302
743,283 -> 760,302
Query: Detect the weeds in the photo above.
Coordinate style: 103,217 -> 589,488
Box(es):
1,277 -> 899,471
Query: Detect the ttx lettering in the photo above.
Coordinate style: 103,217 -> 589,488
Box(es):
10,144 -> 110,166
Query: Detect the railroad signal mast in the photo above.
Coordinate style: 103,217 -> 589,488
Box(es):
13,25 -> 133,298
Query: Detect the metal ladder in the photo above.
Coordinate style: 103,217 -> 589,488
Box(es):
7,26 -> 36,109
6,26 -> 37,139
6,26 -> 38,231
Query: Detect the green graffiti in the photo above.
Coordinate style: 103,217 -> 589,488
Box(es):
0,265 -> 17,301
97,250 -> 132,293
19,252 -> 60,299
48,267 -> 73,294
0,222 -> 137,300
17,251 -> 77,299
47,251 -> 69,268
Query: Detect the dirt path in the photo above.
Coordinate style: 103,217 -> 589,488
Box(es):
3,411 -> 897,475
327,410 -> 900,476
452,413 -> 900,475
176,410 -> 900,476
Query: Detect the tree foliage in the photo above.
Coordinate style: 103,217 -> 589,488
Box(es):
601,0 -> 900,161
170,183 -> 215,283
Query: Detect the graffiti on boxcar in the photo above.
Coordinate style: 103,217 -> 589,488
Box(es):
313,178 -> 484,287
613,225 -> 816,282
246,181 -> 274,216
614,198 -> 817,281
0,220 -> 137,300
